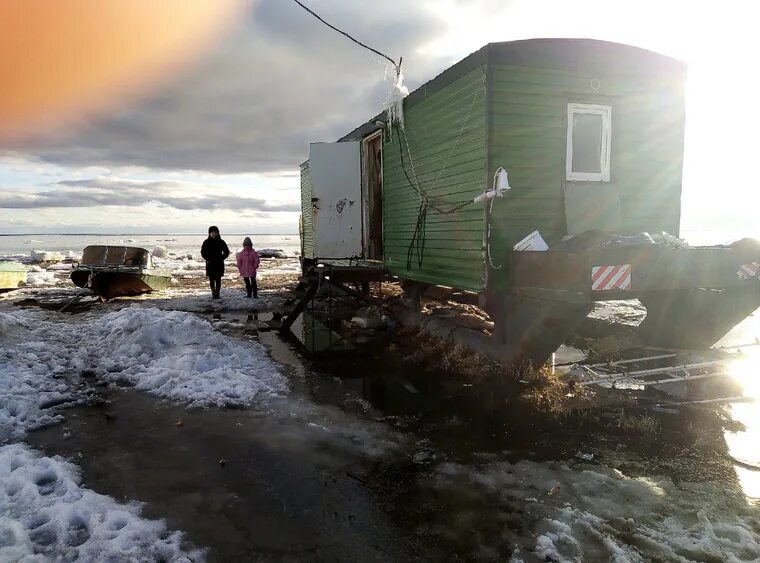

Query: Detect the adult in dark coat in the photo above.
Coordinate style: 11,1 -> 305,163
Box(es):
200,225 -> 230,298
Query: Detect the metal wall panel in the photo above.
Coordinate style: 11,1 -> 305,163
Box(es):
309,141 -> 363,259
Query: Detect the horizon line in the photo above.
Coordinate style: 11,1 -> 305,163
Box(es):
0,232 -> 299,236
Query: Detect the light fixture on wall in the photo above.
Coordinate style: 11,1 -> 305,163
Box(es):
474,167 -> 511,204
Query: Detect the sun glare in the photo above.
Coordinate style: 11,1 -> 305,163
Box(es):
420,0 -> 760,243
725,346 -> 760,499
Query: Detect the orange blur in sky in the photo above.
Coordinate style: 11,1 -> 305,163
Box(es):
0,0 -> 245,144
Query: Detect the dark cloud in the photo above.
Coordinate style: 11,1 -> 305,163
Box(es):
28,1 -> 449,174
0,178 -> 299,212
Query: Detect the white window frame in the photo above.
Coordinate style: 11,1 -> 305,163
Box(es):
566,103 -> 612,182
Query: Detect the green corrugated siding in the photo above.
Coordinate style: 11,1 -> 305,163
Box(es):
383,67 -> 487,291
300,160 -> 314,259
487,65 -> 685,290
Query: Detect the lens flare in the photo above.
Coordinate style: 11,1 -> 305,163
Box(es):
726,347 -> 760,499
0,0 -> 246,144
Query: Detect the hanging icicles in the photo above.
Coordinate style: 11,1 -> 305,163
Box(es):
384,60 -> 409,129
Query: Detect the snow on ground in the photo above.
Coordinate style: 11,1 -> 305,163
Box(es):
24,266 -> 57,286
258,259 -> 301,277
147,287 -> 285,313
45,262 -> 75,272
75,307 -> 288,407
0,301 -> 397,457
426,459 -> 760,562
0,309 -> 88,442
0,444 -> 203,562
0,305 -> 287,442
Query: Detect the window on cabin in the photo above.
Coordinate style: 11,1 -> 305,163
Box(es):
566,103 -> 611,182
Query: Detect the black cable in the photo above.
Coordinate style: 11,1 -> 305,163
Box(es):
395,123 -> 477,270
395,124 -> 474,214
290,0 -> 400,73
406,199 -> 427,271
396,124 -> 427,270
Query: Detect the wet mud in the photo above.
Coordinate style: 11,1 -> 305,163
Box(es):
24,310 -> 752,561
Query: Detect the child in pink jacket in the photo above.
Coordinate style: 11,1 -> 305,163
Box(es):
236,237 -> 260,298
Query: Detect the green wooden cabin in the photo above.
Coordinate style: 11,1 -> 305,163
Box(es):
300,38 -> 686,300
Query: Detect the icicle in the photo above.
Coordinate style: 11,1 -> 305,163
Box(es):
383,63 -> 409,129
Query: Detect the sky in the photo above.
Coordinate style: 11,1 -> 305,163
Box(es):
1,0 -> 758,239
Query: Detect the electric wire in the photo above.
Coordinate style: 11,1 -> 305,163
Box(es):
289,2 -> 492,271
290,0 -> 401,74
394,70 -> 488,269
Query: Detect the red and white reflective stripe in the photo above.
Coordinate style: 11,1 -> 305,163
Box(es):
591,264 -> 632,291
737,262 -> 760,280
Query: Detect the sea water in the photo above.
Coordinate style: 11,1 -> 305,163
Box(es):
0,233 -> 301,260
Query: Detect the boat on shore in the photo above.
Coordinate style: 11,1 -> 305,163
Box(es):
0,262 -> 26,293
71,246 -> 172,300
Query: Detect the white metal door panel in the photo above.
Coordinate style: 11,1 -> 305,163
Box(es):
309,141 -> 363,259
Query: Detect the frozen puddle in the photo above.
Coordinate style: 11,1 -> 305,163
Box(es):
427,460 -> 760,562
0,444 -> 202,561
1,306 -> 287,441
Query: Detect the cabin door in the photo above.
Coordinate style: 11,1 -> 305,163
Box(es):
363,131 -> 383,260
309,141 -> 363,259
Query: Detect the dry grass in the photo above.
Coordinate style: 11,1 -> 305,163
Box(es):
613,410 -> 661,434
395,329 -> 504,381
394,328 -> 581,416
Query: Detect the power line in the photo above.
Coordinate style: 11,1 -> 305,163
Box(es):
290,0 -> 401,74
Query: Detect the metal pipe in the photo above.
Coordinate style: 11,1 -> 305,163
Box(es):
587,353 -> 678,369
622,360 -> 724,378
579,359 -> 727,386
637,371 -> 732,386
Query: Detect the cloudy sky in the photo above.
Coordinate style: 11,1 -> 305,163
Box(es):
1,0 -> 758,238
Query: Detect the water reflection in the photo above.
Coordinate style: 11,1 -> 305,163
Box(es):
723,316 -> 760,499
289,312 -> 353,353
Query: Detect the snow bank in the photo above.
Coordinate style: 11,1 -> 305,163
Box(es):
0,310 -> 86,442
76,307 -> 287,407
152,245 -> 168,258
0,306 -> 287,440
0,444 -> 203,561
427,460 -> 760,562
